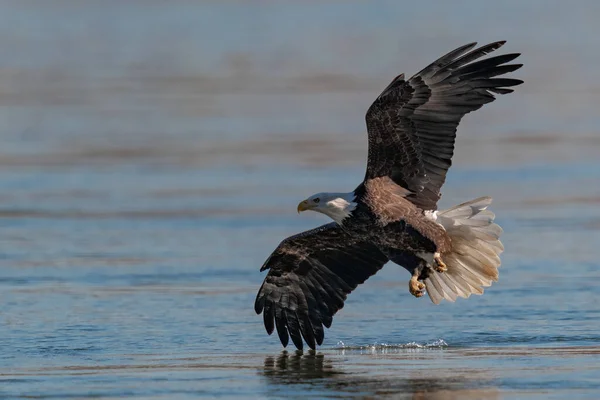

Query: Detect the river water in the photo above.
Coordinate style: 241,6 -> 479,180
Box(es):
1,1 -> 600,399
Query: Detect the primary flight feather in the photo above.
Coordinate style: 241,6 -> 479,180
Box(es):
255,41 -> 522,350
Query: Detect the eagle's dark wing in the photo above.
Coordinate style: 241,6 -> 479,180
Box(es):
364,41 -> 523,210
254,222 -> 388,350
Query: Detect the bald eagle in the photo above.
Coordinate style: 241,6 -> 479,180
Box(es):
255,41 -> 522,350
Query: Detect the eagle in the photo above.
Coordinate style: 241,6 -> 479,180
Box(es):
254,41 -> 522,350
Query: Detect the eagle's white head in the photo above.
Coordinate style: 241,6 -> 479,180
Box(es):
297,192 -> 357,224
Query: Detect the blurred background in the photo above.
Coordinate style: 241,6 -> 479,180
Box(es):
1,1 -> 600,399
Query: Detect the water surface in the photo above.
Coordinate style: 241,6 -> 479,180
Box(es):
1,1 -> 600,399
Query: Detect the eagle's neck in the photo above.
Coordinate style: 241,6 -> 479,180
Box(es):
321,192 -> 358,225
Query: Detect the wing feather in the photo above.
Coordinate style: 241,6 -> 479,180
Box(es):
364,41 -> 522,210
254,223 -> 388,350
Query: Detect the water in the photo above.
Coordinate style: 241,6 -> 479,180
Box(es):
1,1 -> 600,398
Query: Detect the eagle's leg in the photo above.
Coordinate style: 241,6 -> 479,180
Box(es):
433,252 -> 447,273
409,273 -> 425,297
409,261 -> 426,298
387,251 -> 427,297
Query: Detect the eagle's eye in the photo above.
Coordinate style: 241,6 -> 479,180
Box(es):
313,198 -> 320,203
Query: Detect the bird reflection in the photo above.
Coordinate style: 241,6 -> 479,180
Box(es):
263,350 -> 341,382
262,352 -> 499,399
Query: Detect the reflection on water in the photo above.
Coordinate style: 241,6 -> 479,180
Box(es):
262,352 -> 499,399
260,347 -> 600,398
264,352 -> 341,381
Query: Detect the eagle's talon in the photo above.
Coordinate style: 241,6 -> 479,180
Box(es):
433,252 -> 447,273
409,276 -> 425,297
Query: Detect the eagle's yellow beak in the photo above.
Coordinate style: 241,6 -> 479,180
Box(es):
297,200 -> 310,213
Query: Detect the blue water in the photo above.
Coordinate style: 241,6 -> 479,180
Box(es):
1,1 -> 600,399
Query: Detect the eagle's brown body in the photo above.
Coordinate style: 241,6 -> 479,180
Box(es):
255,41 -> 522,350
361,176 -> 451,254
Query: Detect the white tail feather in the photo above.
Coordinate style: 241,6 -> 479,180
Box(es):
425,197 -> 504,305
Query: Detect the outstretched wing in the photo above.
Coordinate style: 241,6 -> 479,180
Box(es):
255,223 -> 388,350
364,41 -> 523,210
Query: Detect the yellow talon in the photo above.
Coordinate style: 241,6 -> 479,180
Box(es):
409,276 -> 425,298
434,252 -> 447,273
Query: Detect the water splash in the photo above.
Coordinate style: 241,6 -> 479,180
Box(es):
332,339 -> 448,354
